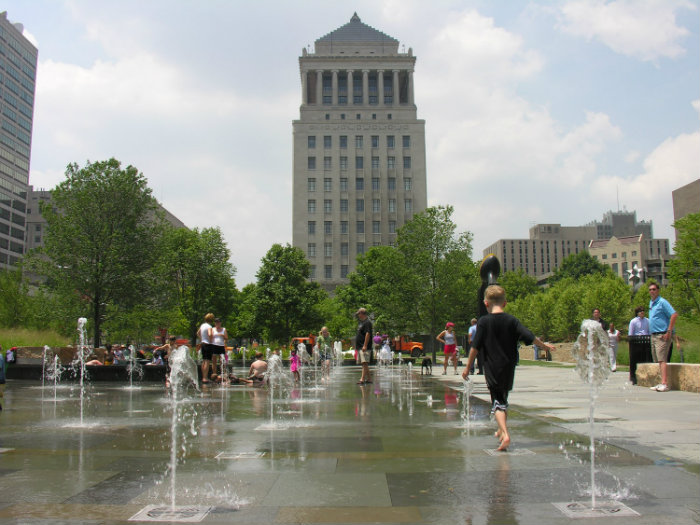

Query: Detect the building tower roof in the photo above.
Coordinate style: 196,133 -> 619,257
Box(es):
316,13 -> 398,45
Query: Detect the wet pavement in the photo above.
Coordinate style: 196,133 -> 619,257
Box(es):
0,364 -> 698,524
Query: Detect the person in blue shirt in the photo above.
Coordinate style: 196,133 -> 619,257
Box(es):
647,283 -> 678,392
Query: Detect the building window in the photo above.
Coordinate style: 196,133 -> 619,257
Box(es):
341,221 -> 349,234
388,177 -> 396,191
340,199 -> 348,212
307,243 -> 316,257
307,178 -> 316,192
357,242 -> 365,255
324,156 -> 332,170
372,199 -> 380,212
325,265 -> 332,279
372,156 -> 380,169
308,221 -> 316,235
308,200 -> 316,213
387,114 -> 392,120
372,177 -> 380,191
324,199 -> 332,213
388,199 -> 396,212
340,177 -> 348,191
402,135 -> 410,148
356,177 -> 364,190
355,156 -> 364,169
404,199 -> 412,213
340,135 -> 347,149
308,157 -> 316,170
356,199 -> 364,212
310,265 -> 316,279
602,254 -> 608,259
403,156 -> 411,169
371,135 -> 379,148
404,177 -> 412,191
356,220 -> 365,233
324,178 -> 332,192
341,265 -> 349,278
372,221 -> 381,234
389,220 -> 396,233
324,135 -> 332,149
355,135 -> 363,148
308,136 -> 316,148
324,242 -> 333,257
356,113 -> 361,120
612,253 -> 617,259
341,243 -> 349,256
325,114 -> 330,120
340,157 -> 348,170
324,221 -> 332,234
387,156 -> 395,169
387,135 -> 395,149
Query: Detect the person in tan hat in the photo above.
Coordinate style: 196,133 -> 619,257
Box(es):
355,308 -> 373,385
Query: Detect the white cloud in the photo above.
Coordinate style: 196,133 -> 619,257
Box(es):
557,0 -> 695,62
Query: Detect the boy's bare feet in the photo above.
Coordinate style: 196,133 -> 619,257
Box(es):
494,429 -> 502,440
496,432 -> 510,451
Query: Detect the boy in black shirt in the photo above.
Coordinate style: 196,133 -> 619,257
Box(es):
462,285 -> 555,451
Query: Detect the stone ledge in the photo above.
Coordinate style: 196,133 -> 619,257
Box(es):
635,363 -> 700,393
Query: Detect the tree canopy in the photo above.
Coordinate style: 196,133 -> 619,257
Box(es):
549,251 -> 611,284
27,159 -> 165,346
253,243 -> 326,343
667,212 -> 700,315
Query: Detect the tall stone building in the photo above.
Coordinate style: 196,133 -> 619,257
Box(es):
0,12 -> 37,269
292,14 -> 427,292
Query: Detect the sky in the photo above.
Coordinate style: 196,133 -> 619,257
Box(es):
4,0 -> 699,286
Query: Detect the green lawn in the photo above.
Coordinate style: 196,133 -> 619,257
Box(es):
0,328 -> 71,350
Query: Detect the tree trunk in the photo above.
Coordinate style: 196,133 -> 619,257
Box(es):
93,292 -> 101,348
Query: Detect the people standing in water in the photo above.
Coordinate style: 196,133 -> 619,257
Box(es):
210,318 -> 228,379
437,322 -> 459,375
463,285 -> 555,451
355,308 -> 373,385
290,347 -> 300,383
198,313 -> 215,383
317,326 -> 332,377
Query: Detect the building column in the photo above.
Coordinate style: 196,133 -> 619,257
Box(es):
316,69 -> 323,105
331,70 -> 338,106
377,69 -> 384,106
362,69 -> 369,106
347,70 -> 354,105
408,70 -> 415,105
392,70 -> 399,105
301,70 -> 308,106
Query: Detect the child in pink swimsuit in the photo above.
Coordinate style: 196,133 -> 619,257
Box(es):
290,349 -> 300,383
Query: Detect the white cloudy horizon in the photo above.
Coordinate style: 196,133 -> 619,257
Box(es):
5,0 -> 699,286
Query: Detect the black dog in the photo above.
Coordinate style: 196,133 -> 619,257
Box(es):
420,357 -> 433,375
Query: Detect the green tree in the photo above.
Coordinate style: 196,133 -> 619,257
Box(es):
27,159 -> 165,346
253,243 -> 326,343
549,251 -> 610,284
0,269 -> 29,327
396,205 -> 476,360
161,226 -> 238,344
499,268 -> 539,303
668,213 -> 700,314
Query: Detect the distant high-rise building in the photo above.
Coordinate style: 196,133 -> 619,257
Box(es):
0,12 -> 36,269
292,14 -> 427,292
483,210 -> 669,282
672,178 -> 700,240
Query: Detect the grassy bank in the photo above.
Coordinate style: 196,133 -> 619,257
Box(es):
0,328 -> 71,349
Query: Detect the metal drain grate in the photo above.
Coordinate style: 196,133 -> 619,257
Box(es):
484,448 -> 535,456
129,505 -> 213,522
552,501 -> 639,518
215,451 -> 264,459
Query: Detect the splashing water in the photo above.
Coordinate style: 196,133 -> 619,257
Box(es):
76,318 -> 89,425
167,346 -> 200,508
571,319 -> 611,509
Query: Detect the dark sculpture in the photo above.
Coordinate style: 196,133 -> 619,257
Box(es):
478,254 -> 501,318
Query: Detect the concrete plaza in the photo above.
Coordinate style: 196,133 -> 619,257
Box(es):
0,363 -> 697,524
